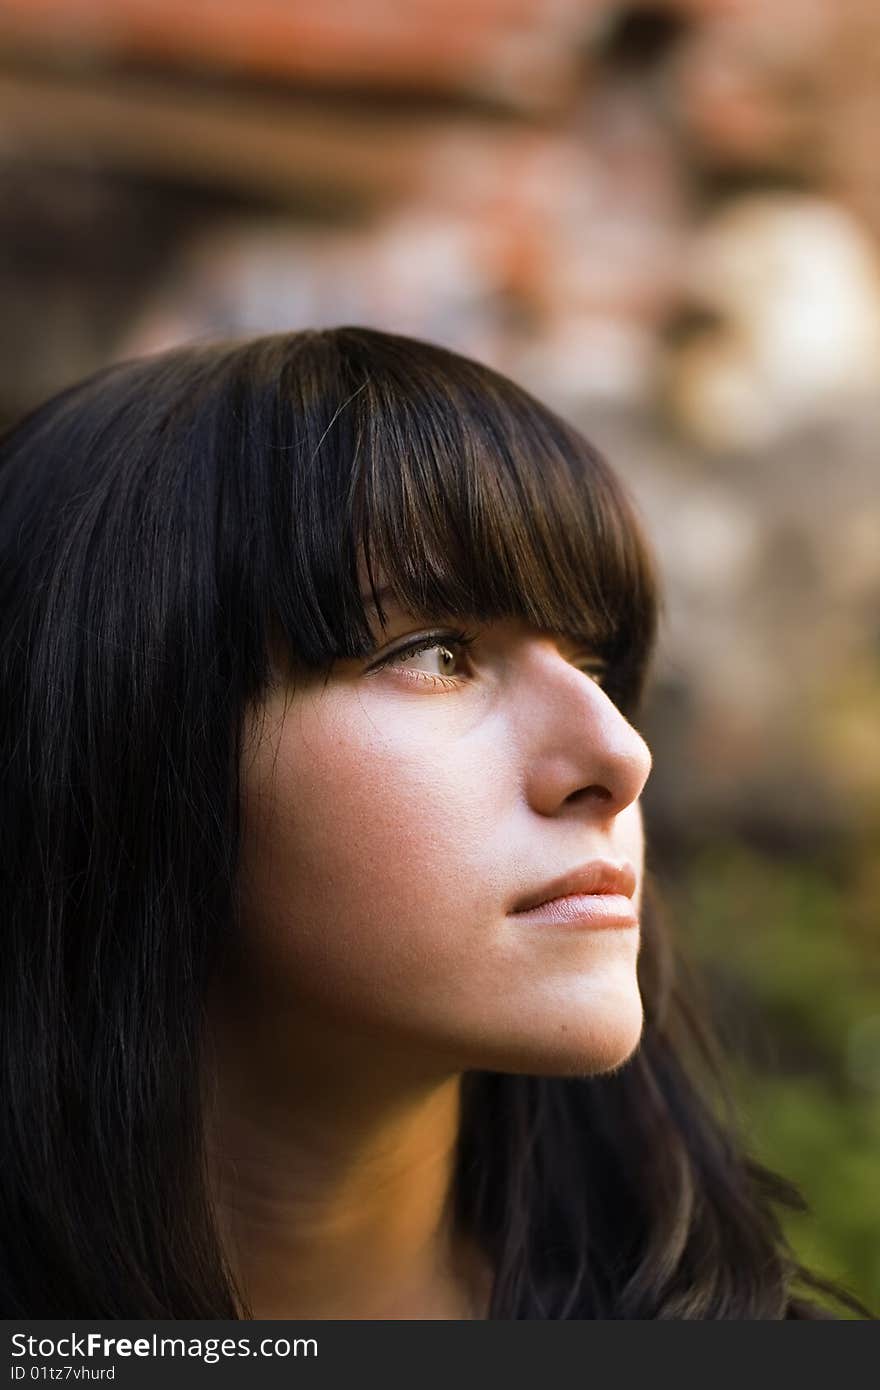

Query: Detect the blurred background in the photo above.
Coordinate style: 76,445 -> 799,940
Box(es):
0,0 -> 877,1310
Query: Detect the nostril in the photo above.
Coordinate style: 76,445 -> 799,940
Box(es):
573,784 -> 613,804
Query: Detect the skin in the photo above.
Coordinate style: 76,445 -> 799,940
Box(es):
205,584 -> 652,1319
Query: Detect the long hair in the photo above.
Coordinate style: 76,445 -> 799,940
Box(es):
0,326 -> 867,1317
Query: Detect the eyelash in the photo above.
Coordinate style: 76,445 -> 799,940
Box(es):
369,629 -> 609,691
370,629 -> 478,690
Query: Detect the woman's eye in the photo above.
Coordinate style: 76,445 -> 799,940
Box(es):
371,630 -> 477,688
390,639 -> 460,677
368,629 -> 607,692
550,637 -> 608,687
577,657 -> 608,687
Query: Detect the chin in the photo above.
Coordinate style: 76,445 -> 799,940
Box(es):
466,983 -> 645,1080
540,992 -> 645,1079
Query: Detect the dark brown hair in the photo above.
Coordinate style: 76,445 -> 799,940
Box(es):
0,326 -> 867,1316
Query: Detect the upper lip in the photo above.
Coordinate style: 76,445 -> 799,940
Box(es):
511,859 -> 637,914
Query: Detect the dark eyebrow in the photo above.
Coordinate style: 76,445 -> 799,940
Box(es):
359,586 -> 445,635
359,585 -> 403,613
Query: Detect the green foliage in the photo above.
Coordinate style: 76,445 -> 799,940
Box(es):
732,1070 -> 880,1315
665,841 -> 880,1313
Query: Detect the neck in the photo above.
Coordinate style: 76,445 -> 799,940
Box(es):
203,983 -> 492,1319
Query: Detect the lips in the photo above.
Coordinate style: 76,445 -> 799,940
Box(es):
510,859 -> 637,914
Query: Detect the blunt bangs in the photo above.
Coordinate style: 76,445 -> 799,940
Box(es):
242,327 -> 659,716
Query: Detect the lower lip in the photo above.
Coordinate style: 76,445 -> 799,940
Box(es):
511,894 -> 639,929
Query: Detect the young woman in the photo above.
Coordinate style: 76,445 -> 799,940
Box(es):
0,326 -> 865,1318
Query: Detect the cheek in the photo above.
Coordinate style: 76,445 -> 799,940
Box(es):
233,693 -> 648,1078
235,698 -> 500,1011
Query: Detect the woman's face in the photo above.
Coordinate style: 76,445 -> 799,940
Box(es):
235,591 -> 652,1080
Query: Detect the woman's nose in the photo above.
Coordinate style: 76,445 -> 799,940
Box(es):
516,640 -> 652,820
